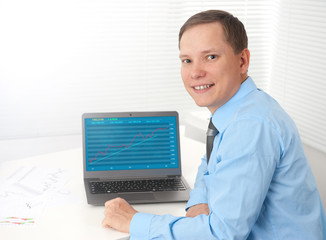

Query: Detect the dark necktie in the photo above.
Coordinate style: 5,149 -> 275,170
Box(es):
206,118 -> 218,164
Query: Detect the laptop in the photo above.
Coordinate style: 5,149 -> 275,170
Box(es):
82,111 -> 191,205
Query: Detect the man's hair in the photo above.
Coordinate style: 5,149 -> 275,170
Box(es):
179,10 -> 248,54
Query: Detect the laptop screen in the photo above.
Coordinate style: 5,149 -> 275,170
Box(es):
84,115 -> 179,172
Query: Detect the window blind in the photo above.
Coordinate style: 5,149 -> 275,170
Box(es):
269,0 -> 326,153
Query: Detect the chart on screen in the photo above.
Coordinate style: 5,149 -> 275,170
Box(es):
85,116 -> 178,171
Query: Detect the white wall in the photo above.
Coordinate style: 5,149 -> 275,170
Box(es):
303,144 -> 326,207
0,0 -> 195,139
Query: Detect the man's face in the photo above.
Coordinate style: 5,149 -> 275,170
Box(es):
179,22 -> 246,113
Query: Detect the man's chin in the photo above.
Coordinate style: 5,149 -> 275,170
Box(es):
194,100 -> 210,108
196,103 -> 208,108
194,101 -> 219,113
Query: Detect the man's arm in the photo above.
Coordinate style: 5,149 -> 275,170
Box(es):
102,199 -> 209,231
102,198 -> 215,239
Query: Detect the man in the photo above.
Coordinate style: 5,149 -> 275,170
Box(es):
102,10 -> 326,239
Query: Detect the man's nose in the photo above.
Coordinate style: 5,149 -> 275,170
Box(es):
191,62 -> 206,79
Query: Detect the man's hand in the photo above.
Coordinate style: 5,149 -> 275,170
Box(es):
186,203 -> 210,218
102,197 -> 138,233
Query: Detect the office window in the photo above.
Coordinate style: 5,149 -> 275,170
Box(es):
269,0 -> 326,153
0,0 -> 325,154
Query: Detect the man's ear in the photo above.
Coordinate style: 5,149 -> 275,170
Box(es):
240,48 -> 250,74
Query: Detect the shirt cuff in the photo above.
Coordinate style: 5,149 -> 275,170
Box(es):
130,212 -> 155,239
186,187 -> 208,211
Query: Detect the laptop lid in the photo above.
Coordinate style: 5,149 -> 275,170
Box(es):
82,111 -> 182,180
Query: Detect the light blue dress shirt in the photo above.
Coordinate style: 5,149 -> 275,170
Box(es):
129,77 -> 326,239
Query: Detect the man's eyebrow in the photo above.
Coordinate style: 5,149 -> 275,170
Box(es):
179,54 -> 189,59
201,48 -> 221,54
179,48 -> 222,58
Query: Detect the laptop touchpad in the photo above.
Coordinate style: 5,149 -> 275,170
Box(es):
118,193 -> 156,201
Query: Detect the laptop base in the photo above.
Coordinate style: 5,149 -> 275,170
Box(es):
84,178 -> 190,206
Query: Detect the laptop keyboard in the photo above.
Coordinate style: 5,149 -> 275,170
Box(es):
89,178 -> 186,194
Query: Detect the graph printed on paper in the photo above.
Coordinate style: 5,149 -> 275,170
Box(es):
0,166 -> 72,224
85,116 -> 179,171
7,167 -> 70,195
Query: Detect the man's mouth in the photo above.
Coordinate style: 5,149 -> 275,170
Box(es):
193,84 -> 214,90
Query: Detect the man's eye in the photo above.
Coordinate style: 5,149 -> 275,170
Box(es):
208,55 -> 216,60
183,59 -> 191,63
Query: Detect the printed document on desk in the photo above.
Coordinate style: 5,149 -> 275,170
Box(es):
0,166 -> 72,225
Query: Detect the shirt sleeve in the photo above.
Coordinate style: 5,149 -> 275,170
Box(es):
130,212 -> 216,240
185,155 -> 209,210
130,118 -> 280,239
129,213 -> 153,239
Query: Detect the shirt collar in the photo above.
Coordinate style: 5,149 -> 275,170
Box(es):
212,76 -> 257,132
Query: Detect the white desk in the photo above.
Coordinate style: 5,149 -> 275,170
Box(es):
0,135 -> 205,240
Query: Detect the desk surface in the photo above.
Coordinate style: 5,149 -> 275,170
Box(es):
0,135 -> 205,240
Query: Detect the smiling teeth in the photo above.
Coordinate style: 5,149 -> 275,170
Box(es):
194,85 -> 212,90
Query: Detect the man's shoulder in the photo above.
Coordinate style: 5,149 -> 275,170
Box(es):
233,89 -> 296,133
236,89 -> 283,119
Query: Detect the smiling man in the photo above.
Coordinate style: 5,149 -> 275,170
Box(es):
179,19 -> 249,113
102,10 -> 326,239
